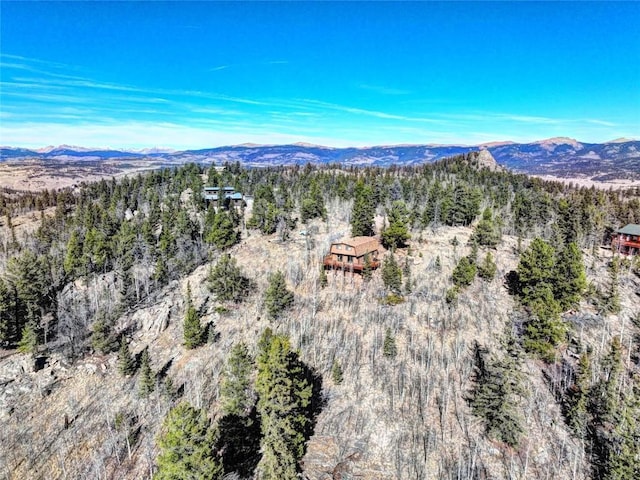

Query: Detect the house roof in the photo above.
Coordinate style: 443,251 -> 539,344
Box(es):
204,186 -> 235,192
616,224 -> 640,236
204,192 -> 243,201
330,236 -> 380,257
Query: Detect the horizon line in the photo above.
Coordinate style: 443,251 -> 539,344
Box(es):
3,136 -> 638,153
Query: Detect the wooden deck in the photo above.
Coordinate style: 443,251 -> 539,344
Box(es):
322,257 -> 380,272
612,239 -> 640,253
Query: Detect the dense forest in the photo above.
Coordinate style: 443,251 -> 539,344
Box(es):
0,153 -> 639,479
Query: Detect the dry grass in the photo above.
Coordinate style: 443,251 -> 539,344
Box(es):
0,198 -> 637,479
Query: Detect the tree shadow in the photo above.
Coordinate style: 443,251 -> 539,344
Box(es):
156,358 -> 173,381
216,407 -> 262,478
504,270 -> 520,296
302,363 -> 325,445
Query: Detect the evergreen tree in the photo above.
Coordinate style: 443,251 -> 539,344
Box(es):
471,208 -> 501,247
565,351 -> 591,438
589,338 -> 623,425
0,278 -> 15,343
263,271 -> 294,320
220,342 -> 254,417
350,181 -> 375,237
63,230 -> 84,277
478,251 -> 497,281
183,284 -> 205,349
248,185 -> 281,235
331,360 -> 344,385
205,211 -> 240,250
604,257 -> 621,314
553,242 -> 587,310
468,326 -> 526,447
517,238 -> 556,303
383,327 -> 398,358
447,184 -> 481,226
381,254 -> 402,295
155,401 -> 223,480
403,257 -> 413,295
362,255 -> 373,282
118,338 -> 136,376
300,182 -> 326,223
7,250 -> 52,343
207,254 -> 252,303
522,285 -> 565,360
452,256 -> 477,288
319,266 -> 328,289
517,238 -> 567,360
17,321 -> 38,356
381,201 -> 410,249
256,332 -> 313,480
91,318 -> 116,354
138,347 -> 155,398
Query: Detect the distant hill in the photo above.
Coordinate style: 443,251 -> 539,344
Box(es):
2,137 -> 639,180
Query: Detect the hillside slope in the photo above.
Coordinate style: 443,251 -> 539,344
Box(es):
1,201 -> 636,479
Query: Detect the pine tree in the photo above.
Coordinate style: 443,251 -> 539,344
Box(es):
319,266 -> 328,288
522,285 -> 565,360
478,251 -> 497,281
331,359 -> 344,385
183,283 -> 205,349
17,322 -> 38,356
138,348 -> 155,398
517,238 -> 567,360
118,338 -> 136,376
589,338 -> 622,424
381,254 -> 402,295
362,255 -> 373,282
553,242 -> 587,310
91,318 -> 116,354
604,257 -> 621,314
205,211 -> 240,250
383,328 -> 397,358
264,271 -> 294,320
381,201 -> 410,249
350,181 -> 375,237
300,181 -> 327,223
155,402 -> 223,480
434,255 -> 442,272
452,256 -> 477,288
63,230 -> 84,277
517,238 -> 556,304
256,332 -> 313,480
471,208 -> 501,247
565,351 -> 591,438
468,326 -> 526,448
220,342 -> 254,417
0,278 -> 16,343
207,254 -> 252,303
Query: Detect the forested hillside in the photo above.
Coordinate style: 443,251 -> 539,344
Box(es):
0,153 -> 639,479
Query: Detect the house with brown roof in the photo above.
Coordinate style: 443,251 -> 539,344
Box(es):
323,236 -> 381,273
612,224 -> 640,255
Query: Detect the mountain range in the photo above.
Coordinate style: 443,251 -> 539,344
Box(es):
2,137 -> 639,181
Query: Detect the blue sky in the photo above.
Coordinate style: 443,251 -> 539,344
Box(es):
1,1 -> 639,149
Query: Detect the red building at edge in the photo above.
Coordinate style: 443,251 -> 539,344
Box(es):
611,224 -> 640,255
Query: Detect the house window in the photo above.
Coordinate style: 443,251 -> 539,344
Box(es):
338,255 -> 343,262
347,256 -> 353,263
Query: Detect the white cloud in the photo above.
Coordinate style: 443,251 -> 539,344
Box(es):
0,121 -> 357,150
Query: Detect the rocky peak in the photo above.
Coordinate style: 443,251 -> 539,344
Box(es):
472,149 -> 503,172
